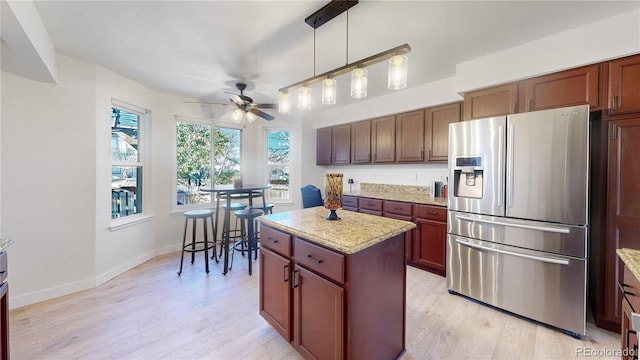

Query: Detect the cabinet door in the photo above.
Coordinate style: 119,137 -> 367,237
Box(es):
414,218 -> 447,274
332,124 -> 351,164
463,82 -> 518,120
605,118 -> 640,329
521,64 -> 600,112
385,212 -> 414,262
316,127 -> 332,165
396,109 -> 425,162
425,102 -> 461,162
259,248 -> 292,341
371,116 -> 396,163
293,264 -> 344,360
351,120 -> 371,164
608,54 -> 640,116
622,297 -> 638,360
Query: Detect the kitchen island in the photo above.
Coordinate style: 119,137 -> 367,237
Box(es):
256,206 -> 416,360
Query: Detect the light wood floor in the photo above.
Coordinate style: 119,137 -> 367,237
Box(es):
10,252 -> 619,359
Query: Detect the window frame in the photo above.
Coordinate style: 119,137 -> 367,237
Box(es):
110,100 -> 148,223
263,127 -> 291,204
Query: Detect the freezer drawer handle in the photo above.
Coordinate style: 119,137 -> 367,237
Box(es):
455,215 -> 571,234
455,238 -> 570,266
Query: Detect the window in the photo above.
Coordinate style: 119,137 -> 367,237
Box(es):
176,121 -> 212,206
111,105 -> 145,219
176,122 -> 242,206
265,129 -> 290,202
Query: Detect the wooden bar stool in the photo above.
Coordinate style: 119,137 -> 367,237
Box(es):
231,209 -> 263,275
178,209 -> 216,275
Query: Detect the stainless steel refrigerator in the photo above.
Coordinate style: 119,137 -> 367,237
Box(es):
447,105 -> 589,338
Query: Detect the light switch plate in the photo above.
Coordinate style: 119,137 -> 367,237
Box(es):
631,312 -> 640,332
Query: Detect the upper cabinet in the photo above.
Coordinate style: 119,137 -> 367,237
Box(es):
332,124 -> 351,164
606,54 -> 640,117
316,127 -> 332,165
396,110 -> 425,162
425,102 -> 461,162
371,115 -> 396,163
520,64 -> 600,112
351,120 -> 371,164
463,82 -> 519,120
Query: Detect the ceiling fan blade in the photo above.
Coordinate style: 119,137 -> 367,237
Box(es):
225,92 -> 253,104
185,101 -> 231,106
253,103 -> 277,109
249,108 -> 275,121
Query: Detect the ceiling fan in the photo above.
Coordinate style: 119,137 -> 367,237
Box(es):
187,83 -> 276,122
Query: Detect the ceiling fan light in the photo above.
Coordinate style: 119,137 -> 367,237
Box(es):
388,55 -> 408,90
278,91 -> 291,114
321,77 -> 337,105
231,108 -> 244,121
350,67 -> 368,99
298,86 -> 312,110
246,112 -> 257,123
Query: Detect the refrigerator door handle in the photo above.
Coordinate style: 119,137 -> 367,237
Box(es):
455,215 -> 571,234
455,238 -> 570,266
507,123 -> 515,208
497,125 -> 504,208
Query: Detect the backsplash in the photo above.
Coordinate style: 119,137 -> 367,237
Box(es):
360,183 -> 431,195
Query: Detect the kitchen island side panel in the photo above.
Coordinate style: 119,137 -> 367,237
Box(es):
346,233 -> 406,360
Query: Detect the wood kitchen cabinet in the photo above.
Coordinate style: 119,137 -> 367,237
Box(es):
371,115 -> 396,163
383,200 -> 414,262
258,217 -> 408,360
594,118 -> 640,332
606,54 -> 640,116
341,195 -> 358,212
463,82 -> 519,120
332,124 -> 351,164
316,127 -> 332,165
414,205 -> 447,275
520,64 -> 600,112
425,102 -> 461,162
620,263 -> 640,359
350,120 -> 371,164
358,197 -> 383,216
396,109 -> 425,162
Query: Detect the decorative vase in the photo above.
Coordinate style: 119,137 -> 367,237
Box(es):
324,173 -> 343,220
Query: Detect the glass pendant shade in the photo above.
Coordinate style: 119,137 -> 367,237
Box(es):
388,55 -> 408,90
278,91 -> 291,114
298,86 -> 312,110
321,78 -> 337,105
231,108 -> 244,121
350,68 -> 368,98
245,112 -> 257,123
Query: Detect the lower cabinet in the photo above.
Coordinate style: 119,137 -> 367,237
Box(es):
414,205 -> 447,275
621,263 -> 640,359
259,224 -> 406,360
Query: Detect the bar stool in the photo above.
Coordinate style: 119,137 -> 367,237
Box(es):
231,209 -> 263,275
219,202 -> 247,259
178,209 -> 216,275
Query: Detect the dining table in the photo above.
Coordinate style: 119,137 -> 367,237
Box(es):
199,184 -> 271,275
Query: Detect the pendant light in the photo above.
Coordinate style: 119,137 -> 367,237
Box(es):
350,67 -> 368,98
278,91 -> 291,114
298,86 -> 312,110
388,55 -> 408,90
321,77 -> 337,105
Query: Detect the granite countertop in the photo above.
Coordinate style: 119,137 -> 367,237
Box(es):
343,190 -> 448,207
618,248 -> 640,281
257,206 -> 416,254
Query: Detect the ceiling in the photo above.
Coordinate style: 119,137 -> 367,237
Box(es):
4,1 -> 640,114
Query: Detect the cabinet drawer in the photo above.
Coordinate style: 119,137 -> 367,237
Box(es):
359,198 -> 383,212
294,238 -> 345,285
342,195 -> 358,208
260,225 -> 292,257
414,204 -> 447,222
623,265 -> 640,312
384,200 -> 413,217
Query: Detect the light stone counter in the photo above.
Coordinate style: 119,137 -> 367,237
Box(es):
257,206 -> 416,254
344,190 -> 447,207
618,248 -> 640,282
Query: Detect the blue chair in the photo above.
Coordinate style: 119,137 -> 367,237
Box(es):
301,185 -> 324,208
